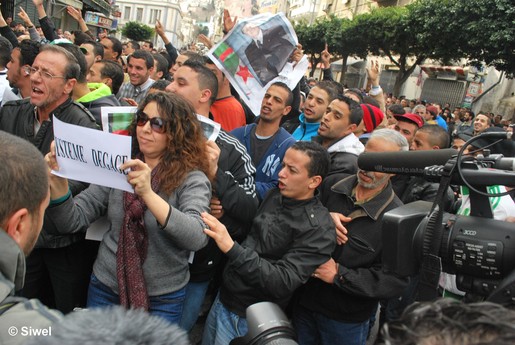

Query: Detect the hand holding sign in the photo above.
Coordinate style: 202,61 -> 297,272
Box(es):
121,159 -> 152,198
52,117 -> 133,192
45,141 -> 70,200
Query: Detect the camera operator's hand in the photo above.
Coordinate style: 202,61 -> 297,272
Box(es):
330,212 -> 350,245
313,258 -> 338,284
202,212 -> 234,253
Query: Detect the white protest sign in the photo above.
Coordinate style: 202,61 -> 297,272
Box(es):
52,117 -> 133,192
207,13 -> 308,115
197,114 -> 221,141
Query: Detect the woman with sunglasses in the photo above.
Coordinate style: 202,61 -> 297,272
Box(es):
44,92 -> 212,324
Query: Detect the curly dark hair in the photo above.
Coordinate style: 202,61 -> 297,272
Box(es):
382,298 -> 515,345
129,92 -> 210,194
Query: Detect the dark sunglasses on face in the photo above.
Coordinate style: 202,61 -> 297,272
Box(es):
136,110 -> 167,133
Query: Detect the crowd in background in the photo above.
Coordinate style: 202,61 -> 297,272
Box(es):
1,3 -> 515,345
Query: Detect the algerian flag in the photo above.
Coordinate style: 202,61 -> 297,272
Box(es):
214,42 -> 239,76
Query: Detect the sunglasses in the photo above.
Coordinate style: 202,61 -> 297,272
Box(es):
136,110 -> 167,134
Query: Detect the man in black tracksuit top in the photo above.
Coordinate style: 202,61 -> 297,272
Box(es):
201,142 -> 337,345
293,129 -> 409,345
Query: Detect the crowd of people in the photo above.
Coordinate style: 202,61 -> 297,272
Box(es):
1,3 -> 515,345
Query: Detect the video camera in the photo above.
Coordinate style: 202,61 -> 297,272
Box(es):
358,131 -> 515,304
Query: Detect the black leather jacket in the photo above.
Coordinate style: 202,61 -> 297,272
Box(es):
219,189 -> 336,316
0,98 -> 98,248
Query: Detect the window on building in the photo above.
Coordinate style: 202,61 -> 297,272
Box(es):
149,9 -> 161,24
123,6 -> 131,21
136,8 -> 143,22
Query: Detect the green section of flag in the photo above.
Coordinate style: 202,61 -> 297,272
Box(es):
109,112 -> 135,132
214,42 -> 239,75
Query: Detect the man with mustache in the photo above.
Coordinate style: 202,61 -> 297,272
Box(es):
293,128 -> 410,345
0,45 -> 98,313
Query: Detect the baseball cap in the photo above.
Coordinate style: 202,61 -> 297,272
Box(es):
426,105 -> 438,116
394,113 -> 424,128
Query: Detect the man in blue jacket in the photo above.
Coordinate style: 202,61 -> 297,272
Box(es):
282,81 -> 338,141
231,81 -> 296,201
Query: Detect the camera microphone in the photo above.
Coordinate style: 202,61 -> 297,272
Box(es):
478,131 -> 513,140
476,155 -> 515,172
357,149 -> 457,175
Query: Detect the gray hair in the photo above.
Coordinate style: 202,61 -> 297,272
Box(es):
39,44 -> 80,80
369,128 -> 409,151
412,104 -> 426,113
26,306 -> 189,345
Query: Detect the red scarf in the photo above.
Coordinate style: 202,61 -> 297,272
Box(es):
116,165 -> 160,310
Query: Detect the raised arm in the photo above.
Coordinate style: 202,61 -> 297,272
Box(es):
156,20 -> 178,64
321,44 -> 334,81
222,9 -> 237,35
0,4 -> 19,47
33,0 -> 59,41
367,60 -> 385,113
66,6 -> 94,40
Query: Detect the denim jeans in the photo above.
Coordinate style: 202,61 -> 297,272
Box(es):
179,280 -> 210,332
293,304 -> 369,345
202,293 -> 248,345
87,274 -> 185,324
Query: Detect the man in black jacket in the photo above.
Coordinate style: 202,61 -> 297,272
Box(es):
242,23 -> 295,87
202,141 -> 336,345
0,44 -> 98,313
293,129 -> 409,345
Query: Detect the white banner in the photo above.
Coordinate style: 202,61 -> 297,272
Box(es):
207,13 -> 308,116
52,117 -> 133,192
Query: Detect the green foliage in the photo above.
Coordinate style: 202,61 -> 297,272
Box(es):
294,20 -> 326,56
295,0 -> 514,91
194,24 -> 209,37
457,0 -> 514,77
294,20 -> 328,76
121,21 -> 154,42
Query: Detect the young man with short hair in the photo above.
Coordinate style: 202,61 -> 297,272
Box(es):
282,81 -> 338,141
231,82 -> 296,200
202,141 -> 336,345
312,95 -> 364,176
116,50 -> 154,104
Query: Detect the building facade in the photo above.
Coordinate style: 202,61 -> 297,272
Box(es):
116,0 -> 183,49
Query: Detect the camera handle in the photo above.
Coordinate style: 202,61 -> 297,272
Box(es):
487,269 -> 515,306
418,159 -> 455,301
